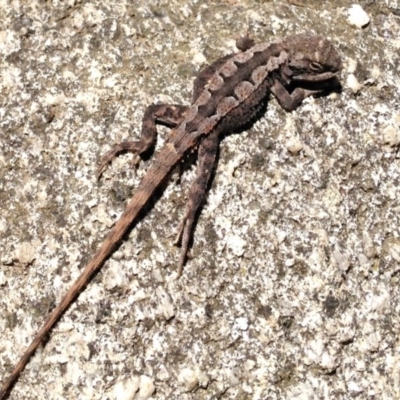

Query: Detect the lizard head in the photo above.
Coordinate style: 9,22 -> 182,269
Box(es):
282,35 -> 343,83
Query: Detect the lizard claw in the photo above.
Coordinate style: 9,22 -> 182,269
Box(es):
96,141 -> 147,180
174,214 -> 194,276
96,148 -> 120,179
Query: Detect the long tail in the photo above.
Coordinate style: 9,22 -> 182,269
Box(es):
0,145 -> 181,399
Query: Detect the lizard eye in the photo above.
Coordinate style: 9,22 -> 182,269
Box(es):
310,62 -> 323,72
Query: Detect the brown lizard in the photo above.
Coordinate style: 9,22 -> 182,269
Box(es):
0,34 -> 342,398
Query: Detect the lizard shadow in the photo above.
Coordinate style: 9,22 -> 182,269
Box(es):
177,77 -> 343,268
102,76 -> 342,272
173,76 -> 343,267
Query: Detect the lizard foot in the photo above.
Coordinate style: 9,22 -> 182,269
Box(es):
96,140 -> 148,179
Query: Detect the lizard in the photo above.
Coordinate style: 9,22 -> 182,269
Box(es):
0,34 -> 342,398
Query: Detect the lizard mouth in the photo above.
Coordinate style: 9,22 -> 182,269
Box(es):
293,71 -> 340,82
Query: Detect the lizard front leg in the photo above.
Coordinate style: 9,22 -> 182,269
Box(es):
174,129 -> 220,274
97,104 -> 188,177
270,79 -> 326,112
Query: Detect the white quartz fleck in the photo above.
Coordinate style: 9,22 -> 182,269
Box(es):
347,74 -> 362,94
113,377 -> 140,400
103,260 -> 128,290
192,52 -> 207,65
13,241 -> 36,266
226,234 -> 246,256
382,124 -> 400,146
137,375 -> 155,400
235,317 -> 249,331
285,136 -> 303,154
347,4 -> 370,28
178,367 -> 200,391
0,271 -> 6,286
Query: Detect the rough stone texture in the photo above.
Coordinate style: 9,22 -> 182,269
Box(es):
1,1 -> 400,399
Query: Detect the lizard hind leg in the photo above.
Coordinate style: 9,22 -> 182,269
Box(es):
174,129 -> 220,275
97,104 -> 188,178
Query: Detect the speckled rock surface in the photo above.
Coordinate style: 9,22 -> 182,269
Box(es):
1,1 -> 400,399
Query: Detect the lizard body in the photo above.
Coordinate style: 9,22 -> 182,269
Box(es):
0,34 -> 342,398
